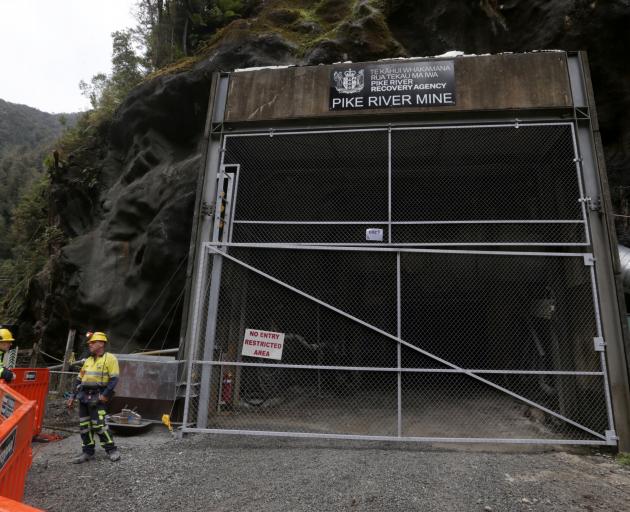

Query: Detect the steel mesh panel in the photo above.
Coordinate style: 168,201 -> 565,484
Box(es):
208,368 -> 398,436
224,131 -> 388,222
401,373 -> 606,440
400,252 -> 598,371
223,124 -> 585,245
482,374 -> 608,438
186,248 -> 609,441
391,125 -> 581,222
210,255 -> 397,368
226,247 -> 398,336
218,248 -> 599,372
392,222 -> 586,246
231,223 -> 389,244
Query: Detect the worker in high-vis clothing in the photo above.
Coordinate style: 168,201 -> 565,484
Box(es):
0,328 -> 16,383
66,331 -> 121,463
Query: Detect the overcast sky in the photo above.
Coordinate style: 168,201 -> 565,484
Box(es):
0,0 -> 137,113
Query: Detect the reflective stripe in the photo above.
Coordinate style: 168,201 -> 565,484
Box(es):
79,416 -> 90,422
81,372 -> 109,384
84,371 -> 118,378
83,432 -> 95,447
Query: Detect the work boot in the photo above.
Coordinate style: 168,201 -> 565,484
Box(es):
107,449 -> 121,462
72,453 -> 94,464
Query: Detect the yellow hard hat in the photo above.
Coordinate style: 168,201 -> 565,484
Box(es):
87,331 -> 108,344
0,328 -> 14,343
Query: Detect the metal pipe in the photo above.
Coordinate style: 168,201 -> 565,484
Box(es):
618,244 -> 630,292
133,348 -> 179,356
47,359 -> 84,371
47,348 -> 178,370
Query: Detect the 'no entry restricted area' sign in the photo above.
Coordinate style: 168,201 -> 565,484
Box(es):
242,329 -> 285,360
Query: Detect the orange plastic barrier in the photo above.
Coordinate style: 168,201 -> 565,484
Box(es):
8,369 -> 49,438
0,496 -> 43,511
0,383 -> 36,502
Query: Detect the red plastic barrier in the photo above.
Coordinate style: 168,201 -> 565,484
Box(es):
0,496 -> 43,511
8,369 -> 49,438
0,383 -> 36,502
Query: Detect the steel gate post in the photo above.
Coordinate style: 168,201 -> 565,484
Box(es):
397,251 -> 402,437
569,71 -> 630,448
196,167 -> 232,428
576,118 -> 630,451
181,245 -> 210,430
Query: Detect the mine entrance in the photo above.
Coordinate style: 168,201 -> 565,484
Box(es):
183,123 -> 615,444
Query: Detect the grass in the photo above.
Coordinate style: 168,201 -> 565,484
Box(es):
617,452 -> 630,466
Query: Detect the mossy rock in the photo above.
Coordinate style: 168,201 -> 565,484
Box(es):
266,8 -> 303,25
314,0 -> 352,24
291,19 -> 324,35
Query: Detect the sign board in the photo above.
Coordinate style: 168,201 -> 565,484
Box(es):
366,228 -> 384,241
1,394 -> 15,419
0,427 -> 16,471
242,329 -> 285,360
330,59 -> 455,111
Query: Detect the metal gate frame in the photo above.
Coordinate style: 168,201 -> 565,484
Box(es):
224,122 -> 591,248
181,122 -> 618,445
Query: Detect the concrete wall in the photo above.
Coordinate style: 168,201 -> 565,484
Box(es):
225,53 -> 573,122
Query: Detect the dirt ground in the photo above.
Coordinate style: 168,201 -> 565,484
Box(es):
24,426 -> 630,512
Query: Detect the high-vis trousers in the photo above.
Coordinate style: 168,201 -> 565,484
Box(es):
79,401 -> 116,454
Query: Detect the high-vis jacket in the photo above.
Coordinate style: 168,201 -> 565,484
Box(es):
74,352 -> 120,399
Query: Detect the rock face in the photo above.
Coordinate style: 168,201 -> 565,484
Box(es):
26,0 -> 630,352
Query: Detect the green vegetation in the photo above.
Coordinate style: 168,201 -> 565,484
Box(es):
618,452 -> 630,466
0,100 -> 73,261
79,29 -> 145,125
134,0 -> 256,70
0,174 -> 63,321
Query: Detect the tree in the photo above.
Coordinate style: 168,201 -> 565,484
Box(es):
132,0 -> 255,71
79,29 -> 145,115
111,30 -> 144,92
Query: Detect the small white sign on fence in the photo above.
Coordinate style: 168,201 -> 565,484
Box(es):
366,228 -> 384,241
241,329 -> 285,360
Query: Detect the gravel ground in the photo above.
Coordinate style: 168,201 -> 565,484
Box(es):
24,430 -> 630,512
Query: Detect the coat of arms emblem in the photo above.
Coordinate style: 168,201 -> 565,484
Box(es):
333,68 -> 365,94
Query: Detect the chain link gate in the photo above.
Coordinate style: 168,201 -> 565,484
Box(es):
182,123 -> 616,445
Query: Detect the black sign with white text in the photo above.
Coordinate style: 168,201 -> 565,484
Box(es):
329,60 -> 456,111
0,427 -> 16,470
